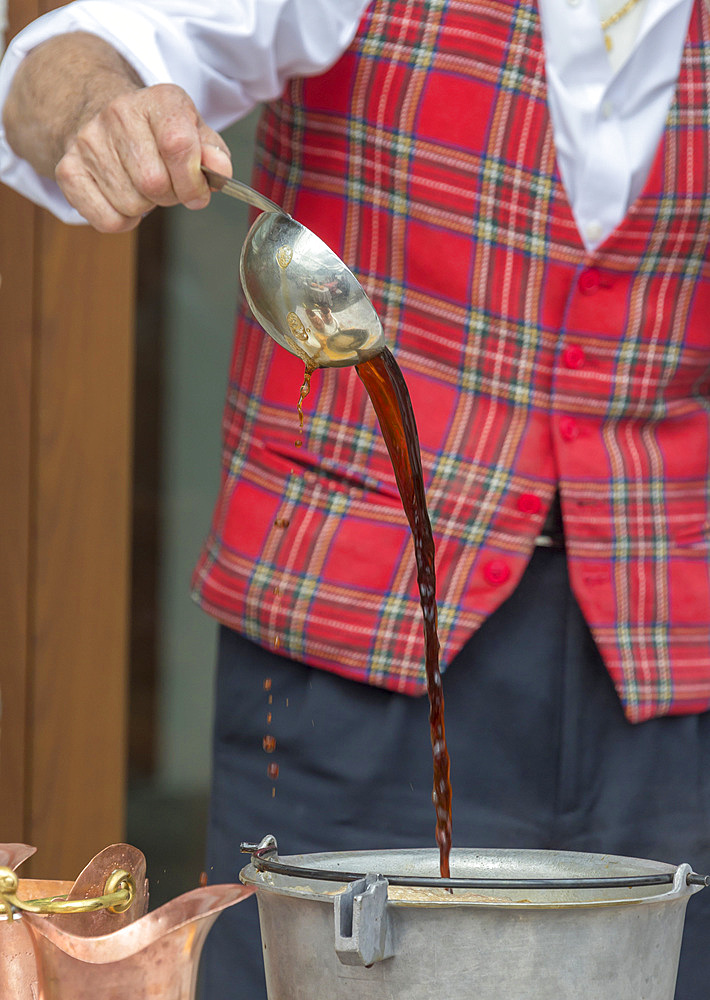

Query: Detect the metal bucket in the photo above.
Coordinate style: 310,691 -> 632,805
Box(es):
240,836 -> 707,1000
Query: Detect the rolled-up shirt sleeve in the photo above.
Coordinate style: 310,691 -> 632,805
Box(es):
0,0 -> 370,221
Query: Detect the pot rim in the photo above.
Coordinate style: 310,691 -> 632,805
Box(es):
239,842 -> 703,909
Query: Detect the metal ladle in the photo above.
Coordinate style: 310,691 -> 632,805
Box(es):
203,167 -> 385,368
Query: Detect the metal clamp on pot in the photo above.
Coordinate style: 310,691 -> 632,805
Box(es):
334,873 -> 394,967
241,836 -> 394,968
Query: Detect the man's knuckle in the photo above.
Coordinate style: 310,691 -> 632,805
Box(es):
96,216 -> 126,234
159,124 -> 195,160
137,165 -> 171,200
117,191 -> 149,217
104,92 -> 137,122
54,157 -> 73,186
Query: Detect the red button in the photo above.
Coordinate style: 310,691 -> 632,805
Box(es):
559,416 -> 579,441
517,493 -> 542,514
578,267 -> 601,294
563,345 -> 586,369
483,559 -> 511,586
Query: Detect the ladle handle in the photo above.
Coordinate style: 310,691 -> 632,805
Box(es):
202,167 -> 284,215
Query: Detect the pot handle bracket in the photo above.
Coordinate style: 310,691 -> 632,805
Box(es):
334,873 -> 394,967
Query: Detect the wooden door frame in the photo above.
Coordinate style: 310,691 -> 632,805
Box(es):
0,0 -> 134,878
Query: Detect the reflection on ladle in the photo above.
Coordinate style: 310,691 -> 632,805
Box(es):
240,211 -> 386,369
205,167 -> 385,367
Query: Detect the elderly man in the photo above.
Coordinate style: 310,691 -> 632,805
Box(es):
3,2 -> 710,998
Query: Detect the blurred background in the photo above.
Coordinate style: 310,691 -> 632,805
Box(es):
0,101 -> 261,903
127,111 -> 261,906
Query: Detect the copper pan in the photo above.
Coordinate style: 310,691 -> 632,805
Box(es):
24,882 -> 253,999
0,843 -> 148,999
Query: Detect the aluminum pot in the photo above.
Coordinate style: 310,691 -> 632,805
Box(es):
240,835 -> 707,1000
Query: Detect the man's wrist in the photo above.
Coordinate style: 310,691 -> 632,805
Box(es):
3,32 -> 144,177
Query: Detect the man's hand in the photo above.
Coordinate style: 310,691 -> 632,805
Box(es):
56,83 -> 233,232
3,32 -> 233,232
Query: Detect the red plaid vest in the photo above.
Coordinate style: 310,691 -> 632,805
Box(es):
192,0 -> 710,723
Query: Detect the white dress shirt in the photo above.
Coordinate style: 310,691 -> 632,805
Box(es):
0,0 -> 696,249
539,0 -> 693,247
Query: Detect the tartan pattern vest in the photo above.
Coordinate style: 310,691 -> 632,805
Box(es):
192,0 -> 710,723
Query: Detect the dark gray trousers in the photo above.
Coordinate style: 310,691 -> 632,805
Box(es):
202,546 -> 710,999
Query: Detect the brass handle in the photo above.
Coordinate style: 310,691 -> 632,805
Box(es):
0,867 -> 136,921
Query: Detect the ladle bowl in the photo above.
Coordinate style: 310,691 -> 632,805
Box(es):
204,168 -> 385,368
240,212 -> 385,368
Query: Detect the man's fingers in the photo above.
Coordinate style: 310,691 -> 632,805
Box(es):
139,85 -> 212,207
107,86 -> 200,207
152,104 -> 233,208
54,83 -> 234,229
56,151 -> 142,232
57,90 -> 180,221
156,119 -> 210,208
199,128 -> 233,177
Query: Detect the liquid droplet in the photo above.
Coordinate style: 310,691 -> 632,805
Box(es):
286,311 -> 309,342
297,366 -> 314,429
276,245 -> 293,268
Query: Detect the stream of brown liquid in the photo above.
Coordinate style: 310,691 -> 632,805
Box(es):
356,347 -> 452,878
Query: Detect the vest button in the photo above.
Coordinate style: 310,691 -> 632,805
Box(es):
517,493 -> 542,514
578,267 -> 601,294
563,345 -> 586,369
559,416 -> 579,441
483,559 -> 511,586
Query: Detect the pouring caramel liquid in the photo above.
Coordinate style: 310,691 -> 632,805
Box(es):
292,346 -> 452,876
355,348 -> 452,879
